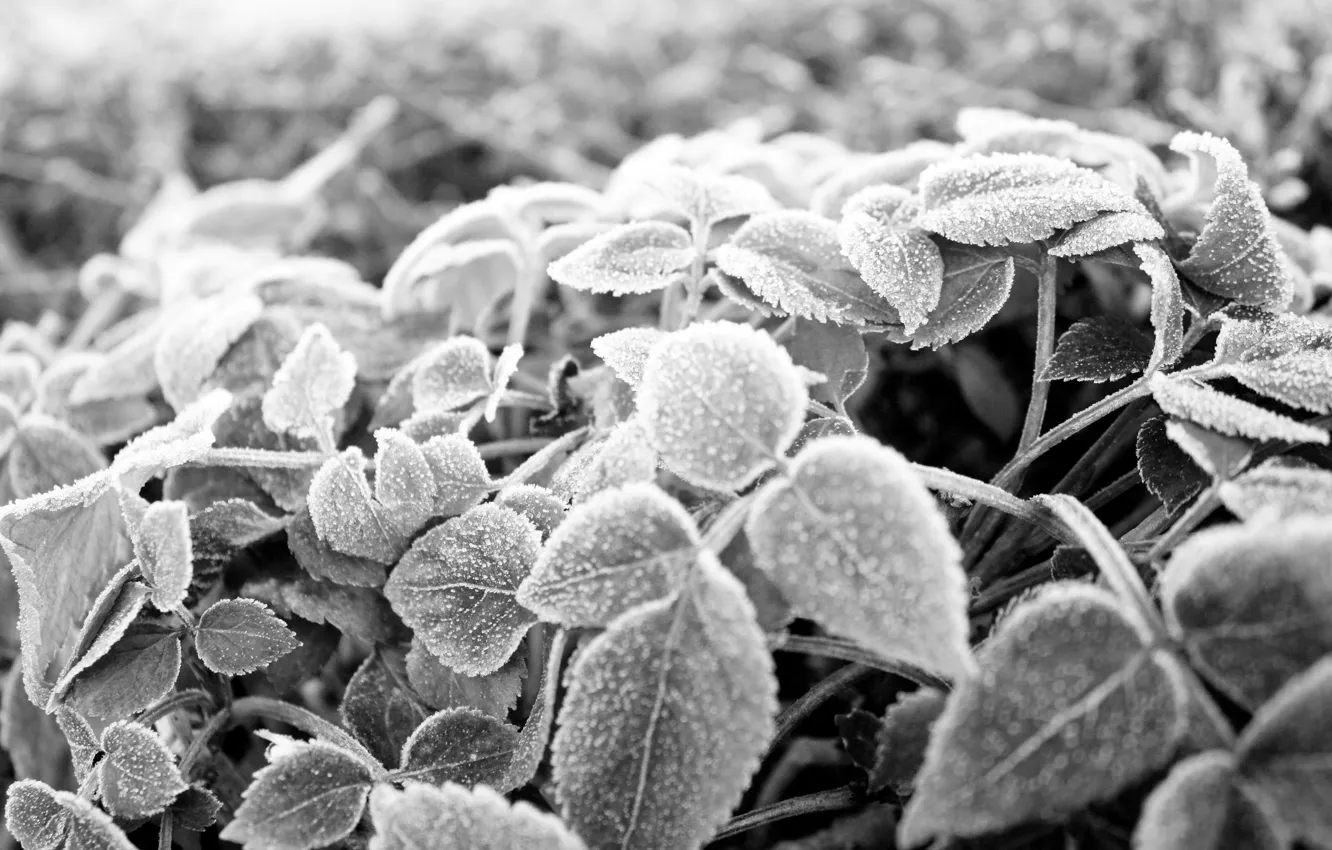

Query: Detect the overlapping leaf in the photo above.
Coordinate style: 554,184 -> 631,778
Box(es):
644,165 -> 778,232
262,323 -> 357,441
1135,243 -> 1185,372
341,652 -> 430,768
1048,211 -> 1164,257
1218,460 -> 1332,519
5,780 -> 137,850
369,782 -> 587,850
195,598 -> 300,676
6,415 -> 106,499
155,294 -> 265,411
61,623 -> 182,719
1149,373 -> 1328,445
885,241 -> 1015,349
410,336 -> 494,413
406,638 -> 526,719
392,708 -> 519,788
308,448 -> 400,564
133,500 -> 193,612
418,434 -> 491,517
591,327 -> 666,388
97,721 -> 189,819
547,221 -> 694,295
1042,316 -> 1153,382
1134,751 -> 1283,850
1136,417 -> 1209,514
838,185 -> 944,333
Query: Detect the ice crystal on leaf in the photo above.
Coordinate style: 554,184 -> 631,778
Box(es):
1135,243 -> 1185,372
6,779 -> 137,850
1218,460 -> 1332,519
156,294 -> 265,412
1148,373 -> 1329,445
97,721 -> 189,819
547,220 -> 694,295
1048,211 -> 1164,258
590,327 -> 667,388
368,782 -> 587,850
1042,315 -> 1153,382
262,323 -> 357,442
308,448 -> 400,564
838,185 -> 944,334
194,598 -> 300,676
885,241 -> 1015,349
133,500 -> 193,612
394,707 -> 518,788
643,164 -> 778,232
410,336 -> 493,413
809,141 -> 954,219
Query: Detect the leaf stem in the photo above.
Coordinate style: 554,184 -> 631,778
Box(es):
700,493 -> 758,554
1018,251 -> 1059,451
478,436 -> 557,460
772,634 -> 951,691
1147,484 -> 1221,562
228,696 -> 380,771
909,463 -> 1074,546
490,426 -> 589,490
190,447 -> 329,470
763,664 -> 877,764
136,689 -> 214,727
178,707 -> 232,777
709,785 -> 862,844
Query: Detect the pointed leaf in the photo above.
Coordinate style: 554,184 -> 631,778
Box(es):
785,319 -> 869,407
341,652 -> 430,769
644,165 -> 778,231
518,483 -> 699,627
1136,242 -> 1186,372
1136,416 -> 1208,514
384,505 -> 541,676
715,210 -> 901,325
49,566 -> 150,706
111,388 -> 232,491
373,429 -> 434,540
1134,751 -> 1284,850
1042,316 -> 1152,383
287,506 -> 386,587
1048,211 -> 1164,257
748,435 -> 974,680
556,420 -> 658,504
547,221 -> 693,295
411,336 -> 493,413
1224,348 -> 1332,413
1164,420 -> 1253,479
220,741 -> 374,850
637,321 -> 807,491
393,707 -> 519,787
1161,516 -> 1332,711
1170,133 -> 1295,307
55,709 -> 99,785
889,241 -> 1015,349
551,555 -> 776,850
493,485 -> 565,538
155,295 -> 264,411
195,598 -> 300,676
308,448 -> 399,563
406,638 -> 525,719
368,782 -> 587,850
485,344 -> 523,423
899,583 -> 1188,846
62,624 -> 182,719
134,501 -> 193,612
97,721 -> 189,819
869,688 -> 948,794
262,323 -> 357,440
917,153 -> 1142,246
1149,373 -> 1329,445
591,327 -> 667,388
1218,460 -> 1332,519
497,628 -> 567,793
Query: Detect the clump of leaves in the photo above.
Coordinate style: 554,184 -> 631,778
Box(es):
3,105 -> 1332,850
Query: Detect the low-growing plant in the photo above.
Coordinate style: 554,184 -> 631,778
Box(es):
2,104 -> 1332,850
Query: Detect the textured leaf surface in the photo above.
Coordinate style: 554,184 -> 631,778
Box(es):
62,624 -> 182,719
1135,243 -> 1186,372
1149,373 -> 1328,445
519,483 -> 699,627
838,194 -> 943,333
406,638 -> 525,718
394,708 -> 518,787
561,420 -> 658,504
341,652 -> 430,769
287,507 -> 387,587
5,780 -> 136,850
6,416 -> 106,500
747,435 -> 973,680
889,241 -> 1015,349
48,566 -> 149,706
785,319 -> 868,407
1161,517 -> 1332,711
1171,133 -> 1295,307
384,505 -> 541,676
1048,211 -> 1164,257
869,689 -> 948,794
1218,461 -> 1332,519
917,153 -> 1140,246
637,321 -> 807,491
111,389 -> 231,491
715,210 -> 900,325
261,323 -> 357,440
551,556 -> 776,850
900,584 -> 1187,846
410,337 -> 493,413
496,628 -> 567,794
418,434 -> 491,517
1134,751 -> 1283,850
1224,349 -> 1332,414
373,429 -> 434,540
1164,420 -> 1253,480
155,295 -> 264,411
1136,417 -> 1208,514
97,721 -> 189,819
195,598 -> 300,676
1042,316 -> 1152,382
134,500 -> 193,612
645,165 -> 778,230
493,485 -> 566,538
308,448 -> 399,563
547,220 -> 693,295
220,741 -> 374,850
591,327 -> 666,388
368,782 -> 587,850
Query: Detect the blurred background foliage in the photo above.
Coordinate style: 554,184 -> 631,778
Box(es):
3,0 -> 1332,312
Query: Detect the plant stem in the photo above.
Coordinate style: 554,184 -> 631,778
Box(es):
1147,484 -> 1221,562
136,689 -> 214,727
677,223 -> 712,329
709,785 -> 862,844
1018,252 -> 1059,451
969,558 -> 1061,617
179,708 -> 232,777
772,634 -> 950,691
228,696 -> 380,770
492,426 -> 589,489
191,447 -> 328,470
1084,469 -> 1142,511
157,811 -> 174,850
763,664 -> 877,763
478,436 -> 556,460
701,493 -> 757,554
910,463 -> 1074,546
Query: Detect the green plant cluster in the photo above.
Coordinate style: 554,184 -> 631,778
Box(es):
1,104 -> 1332,850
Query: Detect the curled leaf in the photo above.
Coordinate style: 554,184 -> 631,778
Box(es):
839,191 -> 944,334
1048,212 -> 1164,257
1148,373 -> 1329,445
411,337 -> 493,413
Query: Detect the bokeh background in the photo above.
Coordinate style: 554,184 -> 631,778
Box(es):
5,0 -> 1332,308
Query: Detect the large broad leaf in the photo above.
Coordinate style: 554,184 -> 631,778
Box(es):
1235,658 -> 1332,846
714,210 -> 901,325
637,321 -> 807,491
384,505 -> 541,677
551,555 -> 776,850
916,153 -> 1141,246
0,670 -> 74,789
1149,373 -> 1329,445
899,583 -> 1188,847
1041,315 -> 1153,383
643,165 -> 778,232
5,780 -> 137,850
97,721 -> 189,819
886,240 -> 1015,349
547,220 -> 694,295
6,415 -> 106,500
220,741 -> 375,850
518,483 -> 699,627
1169,133 -> 1295,307
368,782 -> 587,850
1218,460 -> 1332,520
392,708 -> 518,788
1160,516 -> 1332,711
1134,751 -> 1285,850
747,435 -> 974,680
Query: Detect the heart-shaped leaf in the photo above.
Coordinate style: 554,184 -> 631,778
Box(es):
97,721 -> 189,819
1134,751 -> 1284,850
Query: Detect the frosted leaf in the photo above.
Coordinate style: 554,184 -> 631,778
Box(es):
1170,133 -> 1295,307
382,200 -> 518,320
1163,420 -> 1252,480
715,210 -> 900,325
708,268 -> 787,318
485,344 -> 523,422
55,709 -> 99,784
547,220 -> 693,295
1161,517 -> 1332,711
5,780 -> 136,850
0,352 -> 40,408
1135,243 -> 1186,371
1048,211 -> 1164,257
1218,461 -> 1332,520
368,782 -> 587,850
220,741 -> 374,850
97,721 -> 189,819
493,485 -> 566,538
809,141 -> 955,219
1212,311 -> 1332,365
1221,349 -> 1332,414
889,241 -> 1015,349
406,638 -> 525,718
494,181 -> 606,224
394,707 -> 518,788
134,500 -> 193,612
568,418 -> 657,503
411,336 -> 493,413
287,506 -> 386,587
419,434 -> 491,517
195,598 -> 300,676
383,203 -> 511,306
155,295 -> 265,412
643,165 -> 778,231
785,319 -> 868,407
746,435 -> 974,680
1148,373 -> 1329,445
399,409 -> 468,443
1041,316 -> 1153,382
590,327 -> 667,388
900,584 -> 1189,846
536,220 -> 619,265
308,448 -> 399,564
637,321 -> 807,491
270,577 -> 405,645
61,623 -> 182,719
373,429 -> 434,541
518,483 -> 699,627
1133,752 -> 1282,850
497,628 -> 567,793
7,415 -> 107,500
111,388 -> 232,491
1136,416 -> 1208,514
262,323 -> 357,440
839,199 -> 944,334
47,564 -> 148,707
917,153 -> 1142,246
383,505 -> 541,676
67,322 -> 160,406
551,555 -> 776,850
868,689 -> 948,795
341,652 -> 430,769
1232,658 -> 1332,847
